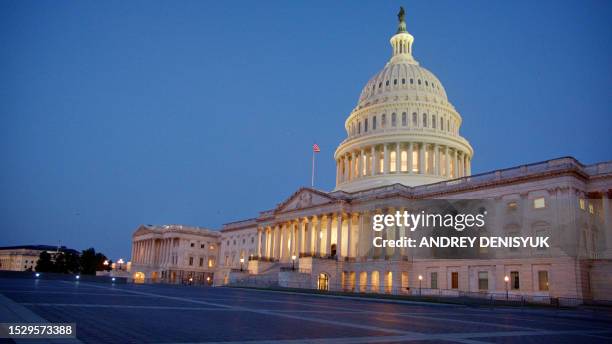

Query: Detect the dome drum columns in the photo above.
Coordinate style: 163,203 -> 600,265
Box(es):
336,141 -> 471,188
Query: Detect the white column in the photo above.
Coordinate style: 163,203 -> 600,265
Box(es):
419,143 -> 425,174
336,213 -> 343,258
434,144 -> 440,176
351,151 -> 356,181
343,156 -> 349,182
346,213 -> 353,258
360,149 -> 365,176
395,142 -> 401,173
370,146 -> 376,176
467,157 -> 472,175
315,216 -> 322,257
462,153 -> 467,177
445,146 -> 451,178
257,229 -> 262,257
453,149 -> 459,178
297,220 -> 303,256
326,214 -> 332,256
408,142 -> 413,174
383,144 -> 389,174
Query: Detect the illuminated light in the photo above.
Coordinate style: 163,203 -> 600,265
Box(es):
111,277 -> 116,282
418,275 -> 423,281
504,275 -> 510,283
75,275 -> 80,280
35,273 -> 40,278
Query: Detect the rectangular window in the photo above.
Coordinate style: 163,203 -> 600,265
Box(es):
422,114 -> 428,127
381,114 -> 386,127
511,271 -> 520,290
199,257 -> 204,266
390,151 -> 397,172
430,272 -> 438,289
208,257 -> 215,268
412,113 -> 417,126
373,116 -> 377,130
579,198 -> 585,210
478,271 -> 488,290
432,115 -> 436,128
365,118 -> 368,132
538,271 -> 549,291
533,197 -> 546,209
358,121 -> 361,134
589,203 -> 594,214
451,272 -> 458,289
391,113 -> 397,126
401,150 -> 408,172
402,112 -> 407,126
189,257 -> 194,266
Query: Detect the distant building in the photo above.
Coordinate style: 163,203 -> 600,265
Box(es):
130,225 -> 220,284
0,245 -> 78,272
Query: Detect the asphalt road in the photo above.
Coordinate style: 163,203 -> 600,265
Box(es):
0,277 -> 611,343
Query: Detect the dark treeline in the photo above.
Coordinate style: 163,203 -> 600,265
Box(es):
35,247 -> 112,275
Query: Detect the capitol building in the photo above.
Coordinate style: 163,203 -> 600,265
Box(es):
130,9 -> 612,303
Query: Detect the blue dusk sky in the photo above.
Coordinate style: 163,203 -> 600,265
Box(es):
1,1 -> 611,259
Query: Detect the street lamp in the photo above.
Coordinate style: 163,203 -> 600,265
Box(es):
418,275 -> 423,296
240,257 -> 245,272
504,275 -> 510,300
291,255 -> 296,271
117,258 -> 125,271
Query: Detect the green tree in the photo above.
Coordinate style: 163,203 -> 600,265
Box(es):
35,251 -> 54,272
80,248 -> 108,275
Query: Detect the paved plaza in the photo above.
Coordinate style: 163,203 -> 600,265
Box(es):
0,277 -> 611,343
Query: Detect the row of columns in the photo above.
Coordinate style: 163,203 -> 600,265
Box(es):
132,238 -> 175,265
336,142 -> 471,184
257,209 -> 410,262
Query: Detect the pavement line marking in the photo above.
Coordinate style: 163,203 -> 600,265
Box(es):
171,329 -> 612,344
226,286 -> 457,307
68,281 -> 422,336
19,303 -> 232,310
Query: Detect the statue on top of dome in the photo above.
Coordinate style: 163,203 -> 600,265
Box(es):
396,7 -> 407,33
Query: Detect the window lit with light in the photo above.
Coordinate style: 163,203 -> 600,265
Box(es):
378,154 -> 384,174
507,201 -> 518,210
390,151 -> 397,172
533,197 -> 546,209
412,149 -> 418,173
401,150 -> 408,172
579,198 -> 585,210
589,203 -> 594,214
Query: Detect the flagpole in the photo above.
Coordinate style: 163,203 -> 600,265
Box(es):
311,148 -> 315,187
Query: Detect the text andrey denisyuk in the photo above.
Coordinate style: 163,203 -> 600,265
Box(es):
371,211 -> 550,248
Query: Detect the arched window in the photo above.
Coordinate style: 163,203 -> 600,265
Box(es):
422,113 -> 428,127
358,121 -> 362,134
390,151 -> 397,172
373,116 -> 377,130
447,119 -> 450,132
385,80 -> 389,86
410,78 -> 414,84
364,118 -> 368,132
412,112 -> 418,126
381,114 -> 386,128
402,78 -> 406,84
402,112 -> 407,126
391,113 -> 397,127
394,79 -> 397,85
441,117 -> 444,131
418,79 -> 422,85
432,115 -> 436,129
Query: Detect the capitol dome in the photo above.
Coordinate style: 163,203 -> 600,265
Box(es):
334,7 -> 473,192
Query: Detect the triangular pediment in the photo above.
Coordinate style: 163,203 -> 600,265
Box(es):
275,188 -> 336,213
132,225 -> 157,237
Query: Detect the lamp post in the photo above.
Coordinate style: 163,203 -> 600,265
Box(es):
291,255 -> 296,271
418,275 -> 423,296
117,258 -> 124,271
240,257 -> 244,272
504,275 -> 509,300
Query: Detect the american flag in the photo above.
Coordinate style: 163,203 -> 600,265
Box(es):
313,143 -> 320,153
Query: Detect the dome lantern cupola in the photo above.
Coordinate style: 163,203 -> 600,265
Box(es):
390,6 -> 417,65
333,8 -> 474,192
